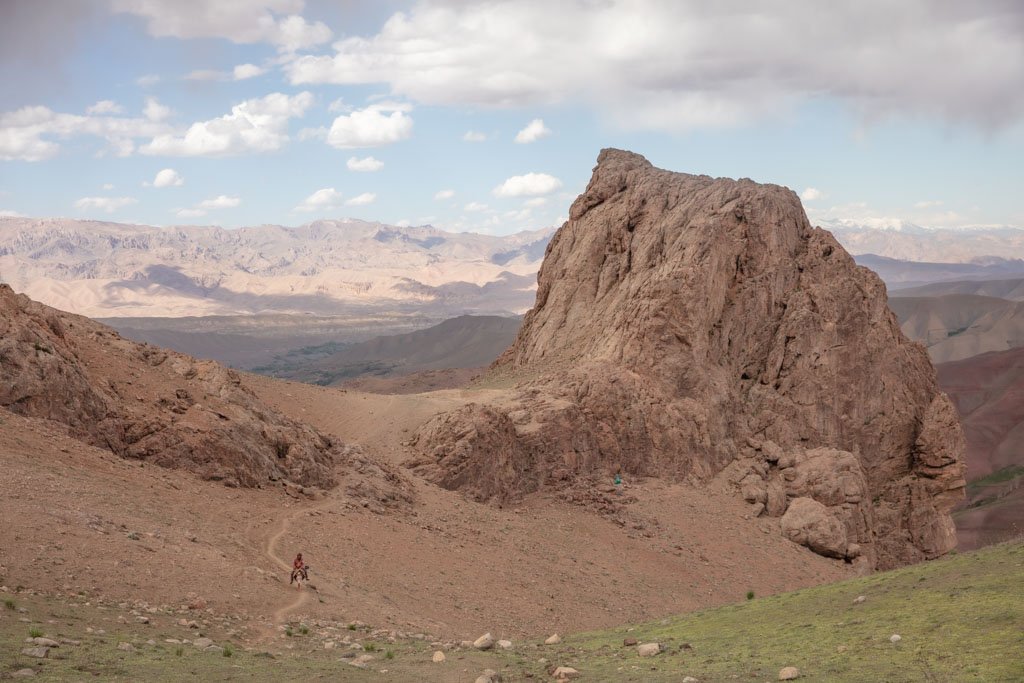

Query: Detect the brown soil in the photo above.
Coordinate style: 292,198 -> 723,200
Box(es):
0,373 -> 851,643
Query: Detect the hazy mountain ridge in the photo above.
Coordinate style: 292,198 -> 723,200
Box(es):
829,222 -> 1024,263
0,217 -> 553,318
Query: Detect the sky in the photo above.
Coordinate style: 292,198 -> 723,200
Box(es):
0,0 -> 1022,235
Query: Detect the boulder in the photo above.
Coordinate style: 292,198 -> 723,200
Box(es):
431,650 -> 446,663
780,497 -> 848,558
552,666 -> 580,680
473,633 -> 495,650
544,634 -> 562,645
497,639 -> 513,650
779,666 -> 800,680
20,647 -> 49,658
637,642 -> 662,657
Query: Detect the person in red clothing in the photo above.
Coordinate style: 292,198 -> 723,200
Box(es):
290,552 -> 308,585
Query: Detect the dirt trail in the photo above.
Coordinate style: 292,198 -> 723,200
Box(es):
263,497 -> 336,626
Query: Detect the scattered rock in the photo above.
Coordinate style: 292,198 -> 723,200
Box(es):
682,677 -> 699,683
116,642 -> 134,652
29,637 -> 59,647
497,639 -> 513,650
623,637 -> 638,646
778,666 -> 800,680
552,666 -> 580,680
20,647 -> 49,658
473,632 -> 495,650
192,637 -> 213,649
348,654 -> 374,668
431,650 -> 446,663
12,669 -> 36,678
853,595 -> 866,604
637,642 -> 662,657
890,634 -> 902,643
544,634 -> 561,645
475,668 -> 502,683
324,641 -> 336,650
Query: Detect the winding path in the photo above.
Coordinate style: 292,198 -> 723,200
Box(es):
262,496 -> 335,626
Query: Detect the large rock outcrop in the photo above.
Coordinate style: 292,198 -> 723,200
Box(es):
411,149 -> 965,569
0,284 -> 407,503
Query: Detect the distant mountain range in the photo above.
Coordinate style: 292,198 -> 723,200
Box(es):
0,217 -> 552,318
855,254 -> 1024,289
826,222 -> 1024,263
6,217 -> 1024,320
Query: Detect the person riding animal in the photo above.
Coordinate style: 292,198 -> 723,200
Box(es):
290,552 -> 308,585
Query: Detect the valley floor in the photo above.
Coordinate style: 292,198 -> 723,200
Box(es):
0,374 -> 849,652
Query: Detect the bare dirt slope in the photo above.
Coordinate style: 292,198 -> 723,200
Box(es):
936,347 -> 1024,549
1,371 -> 850,643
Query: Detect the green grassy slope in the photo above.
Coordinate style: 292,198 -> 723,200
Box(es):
2,542 -> 1021,681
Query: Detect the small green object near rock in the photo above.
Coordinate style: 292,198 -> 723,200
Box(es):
779,666 -> 800,680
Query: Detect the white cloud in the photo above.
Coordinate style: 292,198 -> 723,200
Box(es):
327,98 -> 351,114
112,0 -> 332,53
464,201 -> 488,212
327,103 -> 413,149
87,100 -> 124,115
345,192 -> 376,206
148,168 -> 184,188
102,183 -> 114,190
0,105 -> 172,161
297,126 -> 327,141
524,197 -> 547,207
434,189 -> 455,200
462,130 -> 486,142
74,196 -> 137,213
175,208 -> 206,218
347,155 -> 384,172
493,172 -> 563,198
198,195 -> 241,209
801,187 -> 824,201
143,97 -> 172,122
0,209 -> 24,217
233,63 -> 266,80
914,200 -> 944,209
140,91 -> 313,156
285,1 -> 1024,131
514,118 -> 551,144
136,74 -> 161,87
395,219 -> 411,228
295,187 -> 343,212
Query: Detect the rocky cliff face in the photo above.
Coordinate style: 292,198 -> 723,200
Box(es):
412,149 -> 965,569
0,285 -> 405,502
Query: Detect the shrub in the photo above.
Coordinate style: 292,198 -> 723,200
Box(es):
29,627 -> 43,638
299,625 -> 309,635
175,647 -> 183,657
385,649 -> 395,660
3,599 -> 15,610
746,590 -> 755,601
285,627 -> 293,637
223,645 -> 233,657
364,643 -> 378,652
